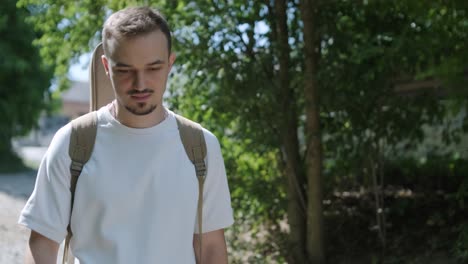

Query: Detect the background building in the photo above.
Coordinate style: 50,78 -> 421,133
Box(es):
61,81 -> 90,119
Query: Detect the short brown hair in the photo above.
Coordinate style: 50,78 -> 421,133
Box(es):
102,6 -> 172,56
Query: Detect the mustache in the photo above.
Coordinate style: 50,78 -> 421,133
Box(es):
127,89 -> 154,95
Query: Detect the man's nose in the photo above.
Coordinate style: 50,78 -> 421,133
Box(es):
133,71 -> 146,91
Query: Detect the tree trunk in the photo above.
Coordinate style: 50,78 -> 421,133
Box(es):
299,0 -> 326,263
274,0 -> 308,263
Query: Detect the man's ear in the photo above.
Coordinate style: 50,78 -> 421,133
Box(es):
101,55 -> 110,76
168,52 -> 176,72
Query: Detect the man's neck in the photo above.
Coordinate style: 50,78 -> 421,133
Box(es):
110,101 -> 167,128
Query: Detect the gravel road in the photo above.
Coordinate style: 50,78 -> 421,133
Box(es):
0,171 -> 36,264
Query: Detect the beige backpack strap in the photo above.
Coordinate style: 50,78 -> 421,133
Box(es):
175,114 -> 207,263
63,112 -> 98,264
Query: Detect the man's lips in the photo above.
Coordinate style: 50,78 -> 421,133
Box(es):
128,89 -> 154,102
130,93 -> 152,101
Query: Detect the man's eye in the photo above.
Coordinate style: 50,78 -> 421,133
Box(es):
117,69 -> 130,73
148,68 -> 161,71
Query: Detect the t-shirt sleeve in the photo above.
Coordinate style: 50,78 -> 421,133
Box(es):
194,130 -> 234,234
18,124 -> 73,244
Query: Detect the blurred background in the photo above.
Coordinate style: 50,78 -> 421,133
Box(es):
1,0 -> 467,263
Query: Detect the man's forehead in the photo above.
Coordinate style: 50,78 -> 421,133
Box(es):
106,30 -> 169,53
105,34 -> 169,66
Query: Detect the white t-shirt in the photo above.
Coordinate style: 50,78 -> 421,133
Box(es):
19,106 -> 234,264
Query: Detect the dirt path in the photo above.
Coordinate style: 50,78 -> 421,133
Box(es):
0,171 -> 36,264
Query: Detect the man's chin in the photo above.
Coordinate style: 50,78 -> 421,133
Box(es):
125,104 -> 157,116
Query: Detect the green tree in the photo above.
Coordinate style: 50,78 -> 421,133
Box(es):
0,0 -> 52,171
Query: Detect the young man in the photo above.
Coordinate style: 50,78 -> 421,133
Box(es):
19,6 -> 233,264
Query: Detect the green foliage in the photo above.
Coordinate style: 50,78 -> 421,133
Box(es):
325,154 -> 468,262
0,0 -> 52,166
317,0 -> 468,195
454,224 -> 468,262
17,0 -> 109,91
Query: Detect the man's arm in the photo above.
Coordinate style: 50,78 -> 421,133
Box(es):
25,230 -> 60,264
193,229 -> 228,264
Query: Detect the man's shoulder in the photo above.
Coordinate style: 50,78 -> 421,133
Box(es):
41,121 -> 73,165
51,122 -> 73,146
172,113 -> 219,146
201,127 -> 219,148
53,111 -> 98,144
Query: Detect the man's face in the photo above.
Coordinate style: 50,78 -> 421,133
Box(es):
102,30 -> 175,116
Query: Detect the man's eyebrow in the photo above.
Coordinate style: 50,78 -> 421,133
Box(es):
114,60 -> 165,68
115,62 -> 131,67
147,59 -> 165,65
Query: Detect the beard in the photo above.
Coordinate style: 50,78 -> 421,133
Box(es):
125,103 -> 157,116
124,89 -> 157,115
